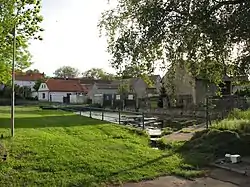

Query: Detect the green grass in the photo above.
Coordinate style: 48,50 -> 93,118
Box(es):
212,109 -> 250,133
0,106 -> 201,186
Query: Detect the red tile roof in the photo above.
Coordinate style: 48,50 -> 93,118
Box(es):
15,72 -> 45,81
45,79 -> 87,93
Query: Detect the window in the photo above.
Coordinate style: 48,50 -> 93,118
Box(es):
42,93 -> 45,99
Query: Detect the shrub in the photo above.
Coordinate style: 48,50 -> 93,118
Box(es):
212,119 -> 250,133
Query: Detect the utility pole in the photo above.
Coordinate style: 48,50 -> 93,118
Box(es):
11,24 -> 16,137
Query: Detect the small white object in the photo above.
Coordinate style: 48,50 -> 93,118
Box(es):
128,94 -> 133,100
230,155 -> 241,164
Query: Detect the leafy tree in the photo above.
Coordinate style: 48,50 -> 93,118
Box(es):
99,0 -> 250,85
33,78 -> 45,92
54,66 -> 80,78
26,69 -> 41,74
0,0 -> 43,83
83,68 -> 115,80
157,86 -> 167,108
117,80 -> 131,94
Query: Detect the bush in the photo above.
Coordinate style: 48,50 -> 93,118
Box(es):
181,129 -> 250,157
228,108 -> 250,120
212,119 -> 250,133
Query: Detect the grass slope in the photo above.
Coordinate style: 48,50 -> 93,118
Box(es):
0,107 -> 199,187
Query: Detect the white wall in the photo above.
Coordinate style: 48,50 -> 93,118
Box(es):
38,91 -> 49,101
88,84 -> 118,100
70,95 -> 87,104
15,80 -> 36,91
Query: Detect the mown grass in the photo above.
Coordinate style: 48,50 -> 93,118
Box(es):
0,106 -> 201,187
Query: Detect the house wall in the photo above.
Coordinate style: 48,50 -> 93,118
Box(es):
195,80 -> 218,104
88,84 -> 118,100
70,95 -> 87,104
15,80 -> 36,91
38,91 -> 75,102
133,79 -> 148,98
163,65 -> 196,104
38,83 -> 79,103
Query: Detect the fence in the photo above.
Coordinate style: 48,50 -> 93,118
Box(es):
206,95 -> 250,127
60,106 -> 148,130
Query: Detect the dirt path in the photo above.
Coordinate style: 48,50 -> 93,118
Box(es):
117,168 -> 250,187
164,124 -> 206,141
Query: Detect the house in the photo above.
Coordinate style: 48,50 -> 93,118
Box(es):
15,72 -> 45,97
38,79 -> 87,103
162,64 -> 232,106
112,78 -> 147,99
88,83 -> 119,104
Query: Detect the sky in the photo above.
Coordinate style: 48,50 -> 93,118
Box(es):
29,0 -> 117,77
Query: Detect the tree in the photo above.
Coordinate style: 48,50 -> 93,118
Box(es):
83,68 -> 115,80
26,69 -> 40,74
99,0 -> 250,85
157,86 -> 167,108
0,0 -> 43,83
117,80 -> 131,95
54,66 -> 80,78
33,78 -> 44,92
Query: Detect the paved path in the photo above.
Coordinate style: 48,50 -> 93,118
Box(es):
114,169 -> 250,187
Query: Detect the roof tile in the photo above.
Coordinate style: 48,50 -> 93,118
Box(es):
45,79 -> 87,93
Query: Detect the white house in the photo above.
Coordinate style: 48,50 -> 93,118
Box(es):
15,72 -> 45,97
38,79 -> 87,103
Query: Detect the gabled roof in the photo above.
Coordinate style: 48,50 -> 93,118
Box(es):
94,83 -> 118,89
45,79 -> 87,92
15,72 -> 45,81
111,78 -> 139,86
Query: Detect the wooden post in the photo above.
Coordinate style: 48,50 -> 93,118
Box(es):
101,109 -> 104,121
206,97 -> 209,129
89,107 -> 92,118
118,110 -> 121,124
142,112 -> 145,130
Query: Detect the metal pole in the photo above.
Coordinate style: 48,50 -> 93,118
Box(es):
11,24 -> 16,137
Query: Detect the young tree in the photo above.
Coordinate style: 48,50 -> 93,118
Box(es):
54,66 -> 80,78
99,0 -> 250,85
0,0 -> 43,83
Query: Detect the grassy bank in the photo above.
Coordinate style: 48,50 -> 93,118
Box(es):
0,106 -> 201,186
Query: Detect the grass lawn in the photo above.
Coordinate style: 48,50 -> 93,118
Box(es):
0,106 -> 200,187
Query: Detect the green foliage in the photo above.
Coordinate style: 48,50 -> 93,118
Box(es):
235,87 -> 250,97
54,66 -> 80,78
212,119 -> 250,133
0,0 -> 43,83
158,86 -> 167,108
99,0 -> 250,84
161,127 -> 173,136
182,129 -> 250,159
33,78 -> 45,92
83,68 -> 115,80
0,106 -> 203,185
26,69 -> 40,74
117,80 -> 131,94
